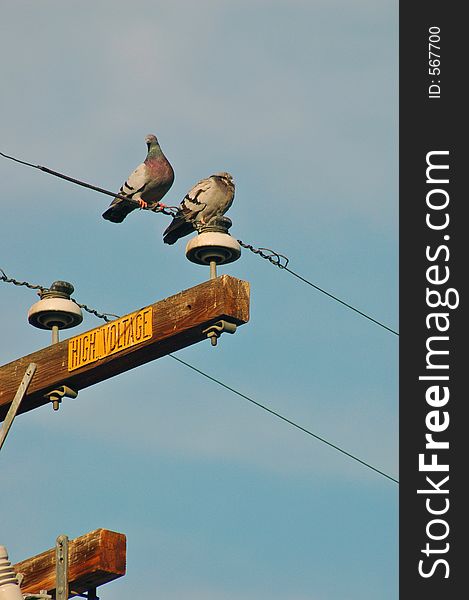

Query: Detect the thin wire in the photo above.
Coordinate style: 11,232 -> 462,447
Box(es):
0,268 -> 119,322
168,354 -> 398,485
237,240 -> 290,268
238,240 -> 398,336
1,268 -> 46,292
283,266 -> 399,336
72,301 -> 119,323
0,151 -> 178,217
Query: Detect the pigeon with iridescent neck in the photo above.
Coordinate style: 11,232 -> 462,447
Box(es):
163,172 -> 235,245
102,134 -> 174,223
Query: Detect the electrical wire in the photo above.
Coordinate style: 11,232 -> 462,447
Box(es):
168,354 -> 398,485
238,240 -> 398,336
0,268 -> 45,292
283,265 -> 398,335
0,269 -> 119,322
0,151 -> 178,217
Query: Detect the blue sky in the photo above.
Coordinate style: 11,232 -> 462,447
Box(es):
1,1 -> 398,598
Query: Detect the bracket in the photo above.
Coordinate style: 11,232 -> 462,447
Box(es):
54,535 -> 101,600
22,592 -> 52,600
44,386 -> 78,411
55,535 -> 69,600
69,589 -> 99,600
202,320 -> 237,346
0,363 -> 37,451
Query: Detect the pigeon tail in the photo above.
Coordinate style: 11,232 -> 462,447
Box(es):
163,217 -> 195,245
102,199 -> 136,223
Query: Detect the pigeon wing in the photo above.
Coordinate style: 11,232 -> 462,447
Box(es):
179,177 -> 213,218
162,178 -> 213,244
102,163 -> 149,223
194,174 -> 234,223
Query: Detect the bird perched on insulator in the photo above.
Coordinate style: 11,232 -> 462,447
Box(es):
163,172 -> 234,245
102,134 -> 174,223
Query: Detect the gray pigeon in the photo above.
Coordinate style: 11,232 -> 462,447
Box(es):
163,172 -> 235,245
102,134 -> 174,223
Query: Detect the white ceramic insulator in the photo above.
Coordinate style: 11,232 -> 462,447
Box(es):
27,298 -> 83,330
0,546 -> 23,600
185,232 -> 241,266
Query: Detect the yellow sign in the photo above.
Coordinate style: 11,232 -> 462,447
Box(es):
68,307 -> 153,371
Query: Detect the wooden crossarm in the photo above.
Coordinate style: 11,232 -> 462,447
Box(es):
13,529 -> 126,596
0,275 -> 250,421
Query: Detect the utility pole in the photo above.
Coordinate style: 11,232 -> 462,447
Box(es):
0,275 -> 250,422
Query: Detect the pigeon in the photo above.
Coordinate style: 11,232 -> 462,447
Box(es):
163,172 -> 235,245
102,134 -> 174,223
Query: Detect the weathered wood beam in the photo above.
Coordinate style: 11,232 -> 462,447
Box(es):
0,275 -> 250,421
13,529 -> 126,596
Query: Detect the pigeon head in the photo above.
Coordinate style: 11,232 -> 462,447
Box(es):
214,172 -> 233,183
145,134 -> 159,148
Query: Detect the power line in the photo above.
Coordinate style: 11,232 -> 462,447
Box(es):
283,265 -> 398,336
238,240 -> 398,336
0,268 -> 119,322
0,151 -> 178,217
0,268 -> 45,292
168,354 -> 398,485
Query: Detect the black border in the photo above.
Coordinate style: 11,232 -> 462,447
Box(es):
399,4 -> 465,597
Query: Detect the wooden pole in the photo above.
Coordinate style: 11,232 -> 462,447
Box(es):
0,275 -> 250,421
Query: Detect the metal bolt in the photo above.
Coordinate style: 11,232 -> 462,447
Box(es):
210,260 -> 217,280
